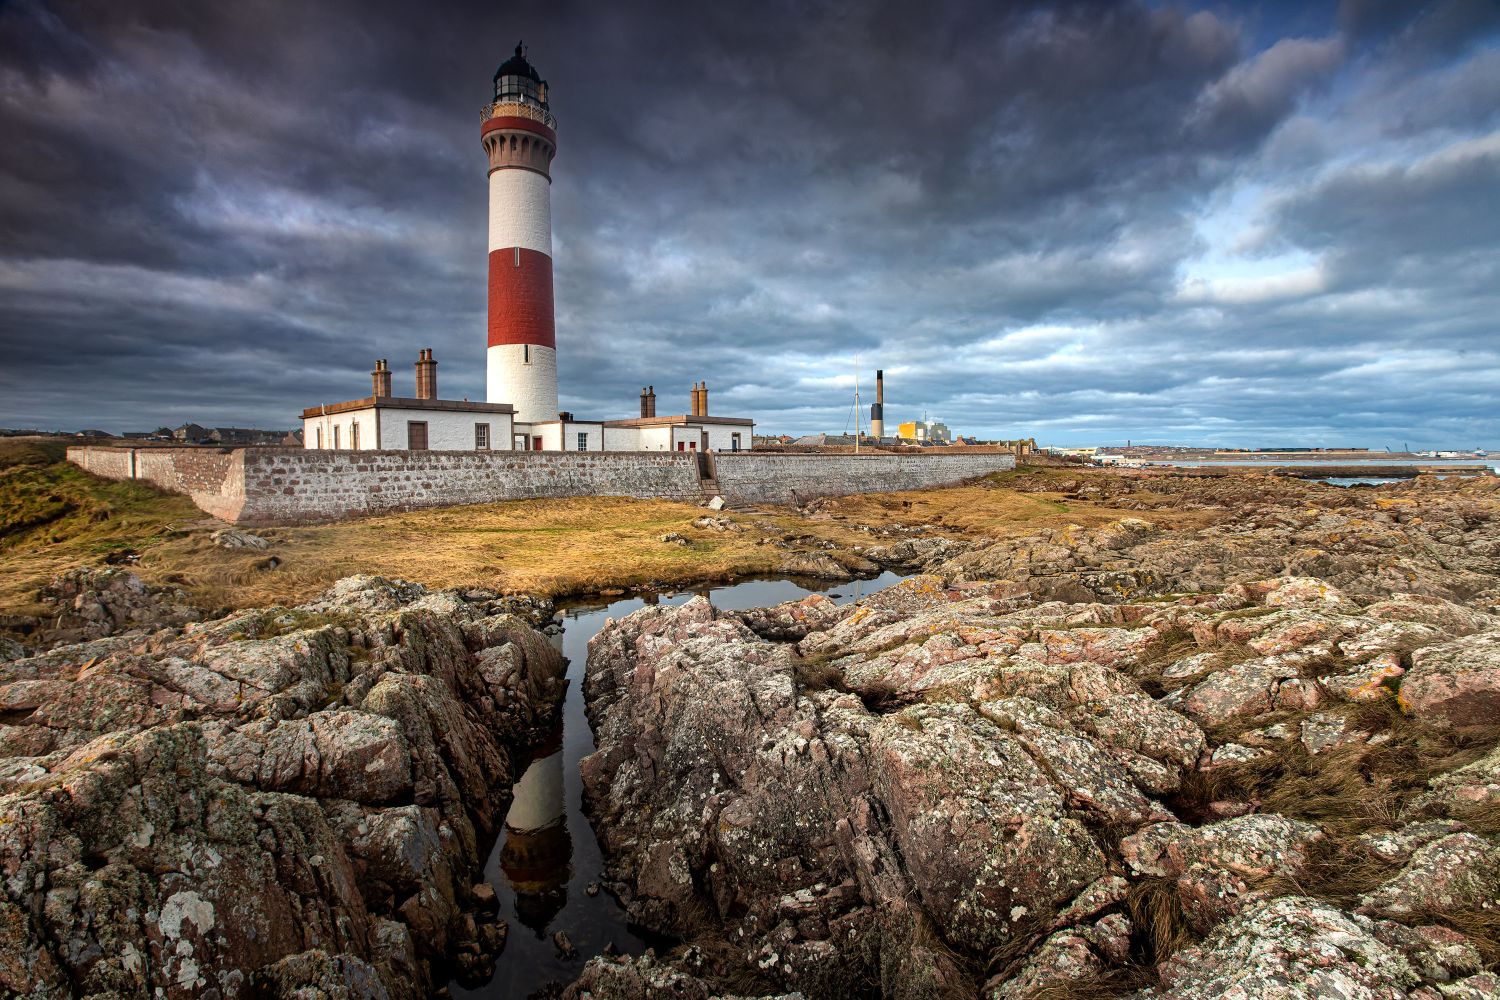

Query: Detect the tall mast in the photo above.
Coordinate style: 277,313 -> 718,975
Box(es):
853,355 -> 861,454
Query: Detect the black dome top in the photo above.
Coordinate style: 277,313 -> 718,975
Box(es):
494,43 -> 541,83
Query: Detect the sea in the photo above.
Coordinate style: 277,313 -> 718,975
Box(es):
1147,457 -> 1498,487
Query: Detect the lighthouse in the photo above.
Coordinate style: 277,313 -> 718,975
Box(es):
302,46 -> 758,454
482,44 -> 558,426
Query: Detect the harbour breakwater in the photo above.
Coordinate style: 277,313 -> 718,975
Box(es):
66,446 -> 1017,524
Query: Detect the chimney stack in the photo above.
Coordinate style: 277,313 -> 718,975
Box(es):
415,348 -> 437,400
699,381 -> 708,416
870,369 -> 885,439
646,385 -> 656,417
372,359 -> 392,399
640,387 -> 650,418
689,382 -> 700,416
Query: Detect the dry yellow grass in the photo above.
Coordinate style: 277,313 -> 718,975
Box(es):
0,449 -> 1171,615
139,496 -> 794,609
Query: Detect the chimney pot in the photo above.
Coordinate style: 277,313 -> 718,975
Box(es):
372,359 -> 392,398
414,349 -> 438,400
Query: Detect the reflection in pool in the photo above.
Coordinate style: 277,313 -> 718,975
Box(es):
450,571 -> 909,999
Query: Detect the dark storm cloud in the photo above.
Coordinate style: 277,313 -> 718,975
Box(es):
0,0 -> 1496,445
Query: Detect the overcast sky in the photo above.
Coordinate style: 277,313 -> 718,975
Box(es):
0,0 -> 1496,446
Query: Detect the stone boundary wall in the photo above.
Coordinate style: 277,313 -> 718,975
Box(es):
714,452 -> 1015,506
236,449 -> 702,523
70,445 -> 247,521
67,446 -> 1015,524
68,446 -> 703,524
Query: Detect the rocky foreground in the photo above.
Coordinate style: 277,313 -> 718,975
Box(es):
0,572 -> 565,997
2,470 -> 1499,999
573,474 -> 1500,999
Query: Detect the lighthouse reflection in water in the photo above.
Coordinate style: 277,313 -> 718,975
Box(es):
455,572 -> 912,999
499,729 -> 571,932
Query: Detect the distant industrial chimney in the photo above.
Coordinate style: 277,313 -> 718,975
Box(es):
372,359 -> 392,399
415,348 -> 437,400
870,369 -> 885,439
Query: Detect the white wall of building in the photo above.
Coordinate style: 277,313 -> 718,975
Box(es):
640,426 -> 674,450
487,343 -> 558,425
304,409 -> 379,452
409,410 -> 513,452
562,422 -> 604,451
602,426 -> 641,451
303,407 -> 513,452
536,422 -> 561,452
702,422 -> 750,453
487,168 -> 552,255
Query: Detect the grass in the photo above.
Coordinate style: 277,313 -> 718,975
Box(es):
0,437 -> 1180,619
1180,702 -> 1500,837
0,438 -> 205,616
1169,699 -> 1500,970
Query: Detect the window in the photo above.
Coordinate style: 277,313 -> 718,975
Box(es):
576,432 -> 588,451
408,421 -> 429,451
677,441 -> 685,452
731,433 -> 741,452
532,435 -> 543,451
523,344 -> 531,364
351,424 -> 360,450
315,426 -> 323,449
513,434 -> 528,450
688,441 -> 697,451
332,425 -> 340,449
496,74 -> 541,106
475,423 -> 490,450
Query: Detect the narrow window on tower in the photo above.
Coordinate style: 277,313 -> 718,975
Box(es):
523,344 -> 530,364
514,246 -> 520,267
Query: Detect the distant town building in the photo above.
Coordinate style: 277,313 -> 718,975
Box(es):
166,424 -> 288,446
896,420 -> 951,444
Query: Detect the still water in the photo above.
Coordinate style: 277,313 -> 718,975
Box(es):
450,571 -> 911,999
1317,477 -> 1410,487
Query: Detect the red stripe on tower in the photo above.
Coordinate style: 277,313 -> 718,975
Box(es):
487,249 -> 555,349
482,43 -> 559,425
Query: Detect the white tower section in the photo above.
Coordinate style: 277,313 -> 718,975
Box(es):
482,45 -> 558,428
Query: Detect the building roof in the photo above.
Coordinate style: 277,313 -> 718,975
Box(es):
604,414 -> 755,428
301,396 -> 516,419
495,44 -> 542,83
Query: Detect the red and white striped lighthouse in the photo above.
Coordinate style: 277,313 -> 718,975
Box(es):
482,44 -> 558,425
